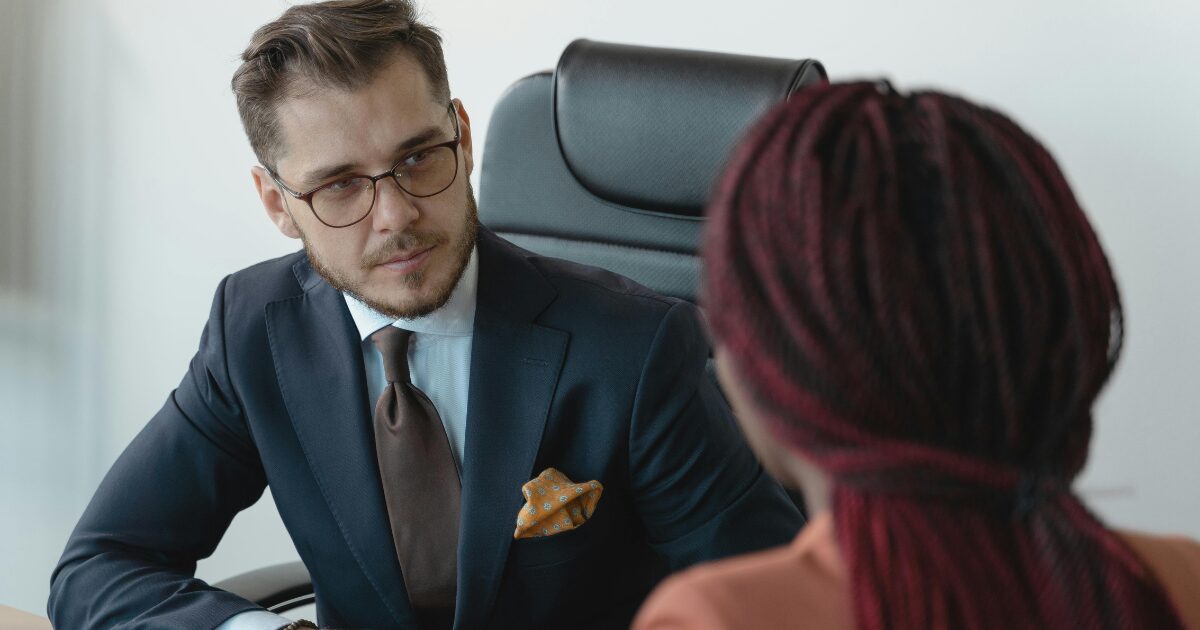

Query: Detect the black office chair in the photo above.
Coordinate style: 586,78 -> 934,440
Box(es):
480,39 -> 825,302
215,561 -> 315,615
217,38 -> 827,614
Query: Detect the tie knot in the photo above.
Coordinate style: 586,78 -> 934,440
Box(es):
370,326 -> 413,384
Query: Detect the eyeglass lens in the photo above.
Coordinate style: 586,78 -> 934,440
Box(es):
311,144 -> 458,227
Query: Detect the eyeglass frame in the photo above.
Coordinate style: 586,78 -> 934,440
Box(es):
267,102 -> 463,229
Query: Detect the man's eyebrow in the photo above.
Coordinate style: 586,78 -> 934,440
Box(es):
298,125 -> 446,189
299,162 -> 357,189
394,126 -> 444,154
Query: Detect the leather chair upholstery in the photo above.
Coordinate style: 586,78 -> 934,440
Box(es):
479,39 -> 826,302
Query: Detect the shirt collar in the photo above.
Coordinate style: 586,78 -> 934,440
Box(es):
343,245 -> 478,340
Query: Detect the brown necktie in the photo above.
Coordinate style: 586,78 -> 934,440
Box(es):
370,326 -> 460,619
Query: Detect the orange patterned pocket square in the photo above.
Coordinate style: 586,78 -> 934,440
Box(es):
513,468 -> 603,539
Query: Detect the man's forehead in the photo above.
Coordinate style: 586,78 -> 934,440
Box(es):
273,54 -> 447,176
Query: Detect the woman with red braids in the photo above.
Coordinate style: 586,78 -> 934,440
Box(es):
633,82 -> 1200,629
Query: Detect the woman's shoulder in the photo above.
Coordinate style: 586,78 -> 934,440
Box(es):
632,514 -> 853,630
1117,528 -> 1200,627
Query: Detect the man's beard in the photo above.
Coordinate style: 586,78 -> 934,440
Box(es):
300,182 -> 480,320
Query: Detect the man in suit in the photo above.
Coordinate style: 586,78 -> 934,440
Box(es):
48,1 -> 803,628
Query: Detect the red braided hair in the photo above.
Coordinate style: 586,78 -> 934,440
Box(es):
703,82 -> 1184,629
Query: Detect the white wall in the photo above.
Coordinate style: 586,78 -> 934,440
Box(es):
2,0 -> 1197,616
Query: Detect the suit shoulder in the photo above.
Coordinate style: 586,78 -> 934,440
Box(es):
529,253 -> 682,319
221,250 -> 308,307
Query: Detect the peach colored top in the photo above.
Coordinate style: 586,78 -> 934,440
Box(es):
633,513 -> 1200,629
0,605 -> 51,630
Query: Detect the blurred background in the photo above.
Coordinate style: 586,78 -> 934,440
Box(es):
1,0 -> 1197,616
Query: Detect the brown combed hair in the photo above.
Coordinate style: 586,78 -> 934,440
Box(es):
231,0 -> 449,170
704,82 -> 1185,629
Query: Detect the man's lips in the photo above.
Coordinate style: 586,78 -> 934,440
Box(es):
382,246 -> 433,264
377,246 -> 434,273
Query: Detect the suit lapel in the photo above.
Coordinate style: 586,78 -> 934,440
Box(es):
266,258 -> 413,628
454,231 -> 567,629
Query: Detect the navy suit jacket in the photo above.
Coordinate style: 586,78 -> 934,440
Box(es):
50,230 -> 803,629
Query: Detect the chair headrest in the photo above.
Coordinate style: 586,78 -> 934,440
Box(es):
554,39 -> 826,217
479,40 -> 826,302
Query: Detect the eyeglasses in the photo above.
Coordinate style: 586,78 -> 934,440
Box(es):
269,103 -> 462,228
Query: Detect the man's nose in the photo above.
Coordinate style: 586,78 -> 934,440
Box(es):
371,175 -> 420,232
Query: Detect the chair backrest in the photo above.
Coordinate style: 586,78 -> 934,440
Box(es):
478,39 -> 826,303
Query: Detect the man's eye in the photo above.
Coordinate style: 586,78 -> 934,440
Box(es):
327,177 -> 357,192
402,150 -> 433,168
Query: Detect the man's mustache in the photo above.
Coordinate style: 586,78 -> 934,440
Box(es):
361,231 -> 447,268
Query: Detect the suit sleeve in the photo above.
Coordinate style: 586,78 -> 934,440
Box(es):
48,277 -> 271,629
628,301 -> 803,569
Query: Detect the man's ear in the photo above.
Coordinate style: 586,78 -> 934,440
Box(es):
452,98 -> 474,177
251,166 -> 301,239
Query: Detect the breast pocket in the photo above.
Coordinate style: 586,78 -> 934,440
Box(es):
507,519 -> 605,569
508,488 -> 623,570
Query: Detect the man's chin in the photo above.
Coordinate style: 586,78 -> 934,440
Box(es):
352,284 -> 447,320
301,214 -> 477,321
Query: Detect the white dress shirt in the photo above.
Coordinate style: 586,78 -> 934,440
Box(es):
218,247 -> 478,630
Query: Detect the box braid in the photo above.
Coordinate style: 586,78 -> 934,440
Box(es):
703,82 -> 1184,629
